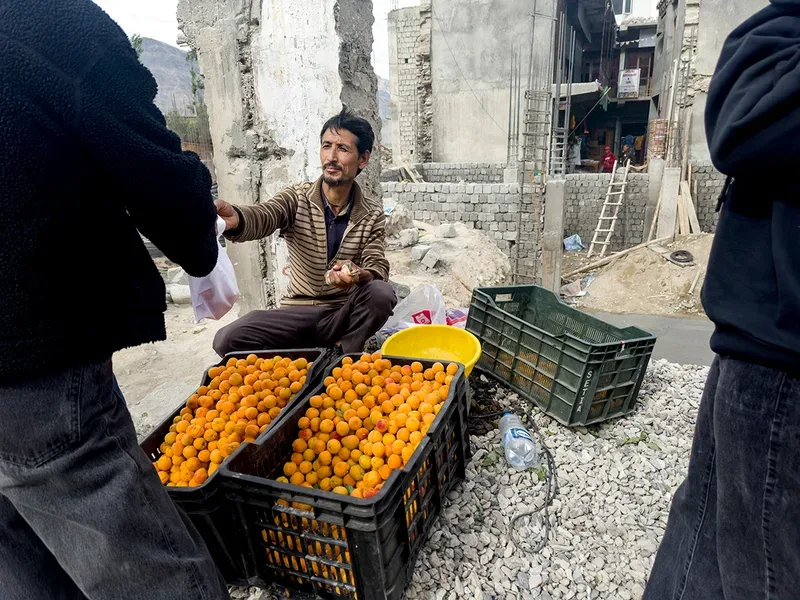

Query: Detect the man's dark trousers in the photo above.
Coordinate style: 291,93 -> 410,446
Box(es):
0,361 -> 230,600
644,356 -> 800,600
213,279 -> 397,356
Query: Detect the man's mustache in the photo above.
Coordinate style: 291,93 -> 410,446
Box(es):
324,163 -> 342,171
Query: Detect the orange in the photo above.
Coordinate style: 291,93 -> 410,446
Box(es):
332,486 -> 349,496
283,462 -> 298,477
349,465 -> 364,482
411,361 -> 423,374
406,417 -> 420,432
342,435 -> 359,451
372,442 -> 385,458
318,451 -> 332,466
299,461 -> 313,475
446,363 -> 458,376
401,446 -> 414,463
358,454 -> 372,470
333,462 -> 350,478
387,455 -> 402,470
370,456 -> 385,470
363,471 -> 382,488
156,455 -> 172,471
290,472 -> 305,486
327,439 -> 342,454
378,465 -> 393,481
335,421 -> 350,437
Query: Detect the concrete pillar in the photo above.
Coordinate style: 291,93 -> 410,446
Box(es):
542,179 -> 566,293
646,157 -> 665,238
178,0 -> 381,313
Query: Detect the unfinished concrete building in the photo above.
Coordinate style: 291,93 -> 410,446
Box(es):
177,0 -> 381,313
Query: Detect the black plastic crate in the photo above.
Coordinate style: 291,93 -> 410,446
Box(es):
139,348 -> 335,584
220,355 -> 471,600
466,285 -> 656,426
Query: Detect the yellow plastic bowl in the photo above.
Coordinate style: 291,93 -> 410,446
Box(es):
381,325 -> 482,377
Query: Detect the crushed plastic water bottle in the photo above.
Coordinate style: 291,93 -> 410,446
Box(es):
499,413 -> 540,470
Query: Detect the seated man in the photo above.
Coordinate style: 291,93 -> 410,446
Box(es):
213,108 -> 396,355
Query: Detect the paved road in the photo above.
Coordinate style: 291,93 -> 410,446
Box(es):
588,311 -> 715,366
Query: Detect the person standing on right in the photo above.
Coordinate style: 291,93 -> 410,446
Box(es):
645,2 -> 800,599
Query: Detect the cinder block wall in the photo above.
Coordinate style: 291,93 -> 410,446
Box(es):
419,163 -> 506,183
380,162 -> 507,183
690,161 -> 725,232
382,181 -> 522,250
563,173 -> 650,251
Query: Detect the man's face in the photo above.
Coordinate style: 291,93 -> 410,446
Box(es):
320,128 -> 370,186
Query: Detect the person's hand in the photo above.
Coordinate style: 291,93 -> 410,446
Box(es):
215,199 -> 239,232
326,261 -> 373,289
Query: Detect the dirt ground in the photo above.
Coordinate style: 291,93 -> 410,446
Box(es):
115,304 -> 240,438
387,222 -> 512,307
563,233 -> 713,318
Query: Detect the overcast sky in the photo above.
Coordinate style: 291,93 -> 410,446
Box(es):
92,0 -> 419,80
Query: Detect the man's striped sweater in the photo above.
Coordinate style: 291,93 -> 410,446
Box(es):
225,177 -> 390,306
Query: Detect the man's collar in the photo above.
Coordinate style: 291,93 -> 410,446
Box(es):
312,176 -> 369,223
322,188 -> 353,217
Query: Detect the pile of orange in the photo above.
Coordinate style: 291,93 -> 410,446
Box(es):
276,352 -> 458,498
152,354 -> 312,487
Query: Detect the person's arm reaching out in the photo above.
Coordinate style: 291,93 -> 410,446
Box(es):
76,40 -> 218,276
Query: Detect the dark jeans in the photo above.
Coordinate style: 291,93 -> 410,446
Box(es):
213,279 -> 397,356
645,356 -> 800,600
0,361 -> 229,600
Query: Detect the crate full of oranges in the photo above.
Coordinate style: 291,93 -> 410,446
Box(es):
220,353 -> 471,600
138,349 -> 330,585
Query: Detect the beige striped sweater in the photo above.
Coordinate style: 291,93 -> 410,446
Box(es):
224,177 -> 390,306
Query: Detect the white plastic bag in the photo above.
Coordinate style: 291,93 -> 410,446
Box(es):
189,217 -> 240,321
383,284 -> 447,330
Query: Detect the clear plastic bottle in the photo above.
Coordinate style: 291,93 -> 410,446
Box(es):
499,413 -> 540,470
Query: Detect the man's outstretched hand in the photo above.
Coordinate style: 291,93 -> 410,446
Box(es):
215,199 -> 239,232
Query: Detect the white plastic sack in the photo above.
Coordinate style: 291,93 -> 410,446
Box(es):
383,284 -> 446,330
189,217 -> 240,321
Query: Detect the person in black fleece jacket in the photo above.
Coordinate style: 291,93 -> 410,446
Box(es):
0,1 -> 230,598
645,2 -> 800,599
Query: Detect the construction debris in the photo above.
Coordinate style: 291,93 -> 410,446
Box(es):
421,245 -> 441,269
562,236 -> 672,280
410,245 -> 431,261
437,223 -> 457,239
398,228 -> 420,248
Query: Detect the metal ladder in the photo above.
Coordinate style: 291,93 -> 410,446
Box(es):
587,159 -> 631,258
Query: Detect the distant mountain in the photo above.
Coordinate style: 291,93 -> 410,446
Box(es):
139,37 -> 197,116
378,76 -> 392,148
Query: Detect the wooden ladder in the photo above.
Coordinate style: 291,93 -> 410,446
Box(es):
587,159 -> 631,258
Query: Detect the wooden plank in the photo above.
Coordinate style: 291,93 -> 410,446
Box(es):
562,236 -> 673,280
677,192 -> 690,235
647,187 -> 663,242
402,162 -> 420,183
681,181 -> 701,233
689,269 -> 704,294
656,167 -> 681,240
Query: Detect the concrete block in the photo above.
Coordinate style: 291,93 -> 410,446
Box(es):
410,244 -> 431,261
167,267 -> 189,286
438,223 -> 457,238
398,228 -> 419,248
167,284 -> 192,305
421,245 -> 442,269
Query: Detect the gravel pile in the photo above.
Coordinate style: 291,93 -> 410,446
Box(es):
231,359 -> 707,600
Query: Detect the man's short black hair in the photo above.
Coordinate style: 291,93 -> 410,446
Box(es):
320,107 -> 374,156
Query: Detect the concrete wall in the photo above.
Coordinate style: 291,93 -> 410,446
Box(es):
689,161 -> 725,232
687,0 -> 767,161
420,162 -> 506,183
179,0 -> 380,312
430,0 -> 548,164
382,181 -> 542,279
388,6 -> 421,164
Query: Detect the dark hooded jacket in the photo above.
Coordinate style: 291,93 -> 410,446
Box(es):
703,0 -> 800,370
0,0 -> 219,381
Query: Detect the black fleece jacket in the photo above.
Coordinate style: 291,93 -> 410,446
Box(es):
0,0 -> 219,381
702,0 -> 800,370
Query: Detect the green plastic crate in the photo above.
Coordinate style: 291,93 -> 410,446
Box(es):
466,285 -> 656,426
